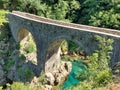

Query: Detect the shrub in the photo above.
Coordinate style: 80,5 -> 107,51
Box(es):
24,68 -> 34,79
68,40 -> 80,51
38,71 -> 47,85
25,43 -> 36,53
88,35 -> 113,87
60,40 -> 68,53
3,57 -> 14,71
0,10 -> 8,27
95,69 -> 112,86
10,82 -> 44,90
72,80 -> 93,90
11,82 -> 30,90
17,67 -> 34,81
72,35 -> 113,89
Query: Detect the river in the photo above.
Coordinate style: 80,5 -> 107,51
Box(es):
61,60 -> 89,90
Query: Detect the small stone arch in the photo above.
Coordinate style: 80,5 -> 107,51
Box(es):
17,29 -> 30,41
45,38 -> 85,73
17,28 -> 37,65
45,38 -> 87,85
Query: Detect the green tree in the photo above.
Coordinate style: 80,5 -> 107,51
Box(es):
73,35 -> 113,89
95,35 -> 113,70
88,35 -> 113,87
65,0 -> 80,22
89,10 -> 120,29
0,10 -> 8,27
78,0 -> 120,29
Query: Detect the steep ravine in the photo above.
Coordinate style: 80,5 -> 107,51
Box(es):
0,26 -> 120,90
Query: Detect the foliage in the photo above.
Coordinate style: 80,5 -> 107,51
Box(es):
17,67 -> 34,81
0,81 -> 43,90
73,80 -> 93,90
0,28 -> 8,40
94,69 -> 112,86
60,40 -> 68,53
17,67 -> 22,79
0,87 -> 2,90
3,57 -> 14,71
68,40 -> 81,51
1,0 -> 120,29
38,70 -> 47,85
88,35 -> 113,86
19,54 -> 26,61
10,82 -> 30,90
46,0 -> 80,22
0,0 -> 80,22
0,10 -> 8,27
78,0 -> 120,29
89,10 -> 120,29
25,43 -> 36,53
24,68 -> 34,79
72,35 -> 113,89
95,35 -> 113,70
17,61 -> 35,81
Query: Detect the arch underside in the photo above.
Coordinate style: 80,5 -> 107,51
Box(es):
45,37 -> 86,72
17,29 -> 30,42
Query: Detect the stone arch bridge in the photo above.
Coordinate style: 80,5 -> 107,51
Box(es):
7,11 -> 120,73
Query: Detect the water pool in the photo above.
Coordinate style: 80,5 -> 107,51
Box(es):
61,60 -> 89,90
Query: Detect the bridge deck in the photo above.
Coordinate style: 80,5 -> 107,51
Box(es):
11,11 -> 120,37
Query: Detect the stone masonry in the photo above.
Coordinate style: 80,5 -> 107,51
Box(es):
7,11 -> 120,74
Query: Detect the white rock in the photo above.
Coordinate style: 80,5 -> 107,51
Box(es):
45,72 -> 55,85
44,84 -> 52,90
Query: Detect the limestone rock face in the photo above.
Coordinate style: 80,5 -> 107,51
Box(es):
53,61 -> 72,85
45,48 -> 61,73
45,61 -> 72,86
45,72 -> 55,85
45,47 -> 72,86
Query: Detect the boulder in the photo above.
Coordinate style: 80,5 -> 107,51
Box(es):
45,61 -> 72,86
44,84 -> 52,90
30,76 -> 39,88
53,61 -> 72,85
45,72 -> 55,85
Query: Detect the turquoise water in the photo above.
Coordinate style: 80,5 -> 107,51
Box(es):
61,60 -> 89,90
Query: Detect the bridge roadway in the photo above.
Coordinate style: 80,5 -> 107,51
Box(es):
11,11 -> 120,37
8,11 -> 120,73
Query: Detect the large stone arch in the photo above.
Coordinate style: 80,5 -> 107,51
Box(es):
45,36 -> 85,73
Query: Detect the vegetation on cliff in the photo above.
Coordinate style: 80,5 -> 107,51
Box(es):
0,10 -> 8,27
